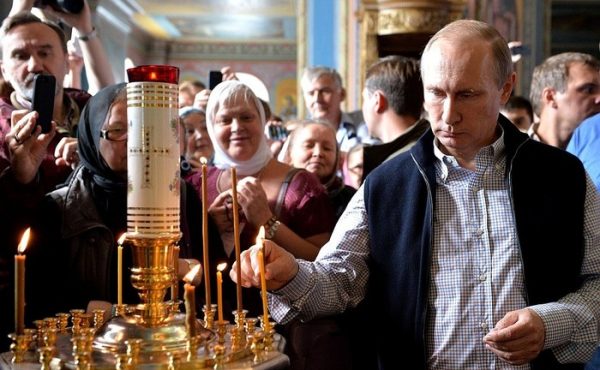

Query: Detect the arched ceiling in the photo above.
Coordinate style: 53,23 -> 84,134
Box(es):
99,0 -> 297,42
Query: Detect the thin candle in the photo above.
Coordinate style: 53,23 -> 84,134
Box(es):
183,264 -> 201,337
200,157 -> 211,308
216,262 -> 227,323
171,245 -> 180,301
257,227 -> 269,330
117,233 -> 126,306
15,227 -> 30,335
230,167 -> 243,313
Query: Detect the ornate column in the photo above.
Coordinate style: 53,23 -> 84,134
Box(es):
357,0 -> 467,98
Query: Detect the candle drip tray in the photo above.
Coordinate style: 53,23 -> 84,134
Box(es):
92,313 -> 212,356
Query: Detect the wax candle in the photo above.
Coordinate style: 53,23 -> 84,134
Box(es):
183,264 -> 201,337
216,263 -> 227,323
15,227 -> 30,335
200,157 -> 211,309
230,167 -> 243,313
257,227 -> 269,329
117,233 -> 126,306
171,245 -> 180,301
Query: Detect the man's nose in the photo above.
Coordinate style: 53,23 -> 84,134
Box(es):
442,98 -> 460,126
27,55 -> 44,74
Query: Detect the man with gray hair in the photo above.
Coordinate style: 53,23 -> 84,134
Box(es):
301,66 -> 373,153
528,52 -> 600,149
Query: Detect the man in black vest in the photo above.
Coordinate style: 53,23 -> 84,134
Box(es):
232,19 -> 600,370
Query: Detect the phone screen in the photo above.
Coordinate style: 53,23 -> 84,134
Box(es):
32,74 -> 56,133
208,71 -> 223,90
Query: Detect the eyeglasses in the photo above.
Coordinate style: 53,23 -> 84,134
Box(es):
100,128 -> 127,142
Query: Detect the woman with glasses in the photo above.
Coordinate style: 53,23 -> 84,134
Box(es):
22,83 -> 220,322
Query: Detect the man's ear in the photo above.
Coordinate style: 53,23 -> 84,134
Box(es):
500,72 -> 516,104
374,91 -> 387,113
340,87 -> 346,102
542,87 -> 558,109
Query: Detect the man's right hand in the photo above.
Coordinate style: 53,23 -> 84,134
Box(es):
230,240 -> 299,291
8,110 -> 56,184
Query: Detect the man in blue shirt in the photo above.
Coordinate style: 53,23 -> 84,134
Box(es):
567,112 -> 600,193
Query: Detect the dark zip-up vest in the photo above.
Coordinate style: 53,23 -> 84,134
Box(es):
363,117 -> 586,370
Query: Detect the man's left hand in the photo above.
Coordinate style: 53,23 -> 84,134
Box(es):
483,308 -> 545,365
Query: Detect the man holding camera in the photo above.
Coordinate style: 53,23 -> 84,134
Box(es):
0,0 -> 96,350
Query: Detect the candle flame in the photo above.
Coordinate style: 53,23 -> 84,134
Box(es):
117,233 -> 126,245
200,157 -> 207,165
149,71 -> 157,80
17,228 -> 30,254
183,264 -> 201,284
257,226 -> 266,241
217,262 -> 227,272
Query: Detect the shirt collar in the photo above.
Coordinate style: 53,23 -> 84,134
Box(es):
433,125 -> 506,181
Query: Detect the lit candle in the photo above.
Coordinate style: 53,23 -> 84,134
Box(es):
216,262 -> 227,323
117,233 -> 126,306
257,227 -> 269,329
184,264 -> 201,337
230,167 -> 243,313
200,157 -> 211,309
171,245 -> 180,301
15,228 -> 30,335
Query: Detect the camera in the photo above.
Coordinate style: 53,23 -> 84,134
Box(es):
33,0 -> 84,14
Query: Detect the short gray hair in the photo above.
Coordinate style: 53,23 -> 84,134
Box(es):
301,66 -> 343,91
529,52 -> 600,116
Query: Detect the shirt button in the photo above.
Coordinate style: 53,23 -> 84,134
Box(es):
479,273 -> 487,282
480,322 -> 488,330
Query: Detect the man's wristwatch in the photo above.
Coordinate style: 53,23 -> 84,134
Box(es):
264,216 -> 281,240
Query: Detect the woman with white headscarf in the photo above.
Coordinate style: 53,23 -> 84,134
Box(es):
187,80 -> 334,320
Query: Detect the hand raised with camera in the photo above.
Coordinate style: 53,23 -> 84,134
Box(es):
8,110 -> 56,184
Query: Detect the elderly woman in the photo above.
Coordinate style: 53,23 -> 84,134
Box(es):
284,119 -> 356,221
179,106 -> 214,168
187,80 -> 334,319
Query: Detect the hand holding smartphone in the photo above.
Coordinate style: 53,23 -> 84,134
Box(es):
32,74 -> 56,133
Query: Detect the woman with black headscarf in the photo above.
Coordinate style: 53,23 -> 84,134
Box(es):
24,83 -> 214,323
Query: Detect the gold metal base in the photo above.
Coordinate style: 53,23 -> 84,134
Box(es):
92,313 -> 213,355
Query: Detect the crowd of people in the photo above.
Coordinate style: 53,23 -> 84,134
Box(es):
1,1 -> 600,369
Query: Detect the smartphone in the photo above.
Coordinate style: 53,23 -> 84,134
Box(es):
267,125 -> 288,141
509,45 -> 529,56
208,70 -> 223,90
32,74 -> 56,133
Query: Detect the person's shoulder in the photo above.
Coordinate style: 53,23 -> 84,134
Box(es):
342,109 -> 364,126
522,138 -> 583,170
575,113 -> 600,135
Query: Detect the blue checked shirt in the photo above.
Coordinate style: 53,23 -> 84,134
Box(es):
270,129 -> 600,368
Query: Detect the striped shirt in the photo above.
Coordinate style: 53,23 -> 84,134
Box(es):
270,130 -> 600,368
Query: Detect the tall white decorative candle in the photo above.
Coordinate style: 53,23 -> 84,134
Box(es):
126,66 -> 180,238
